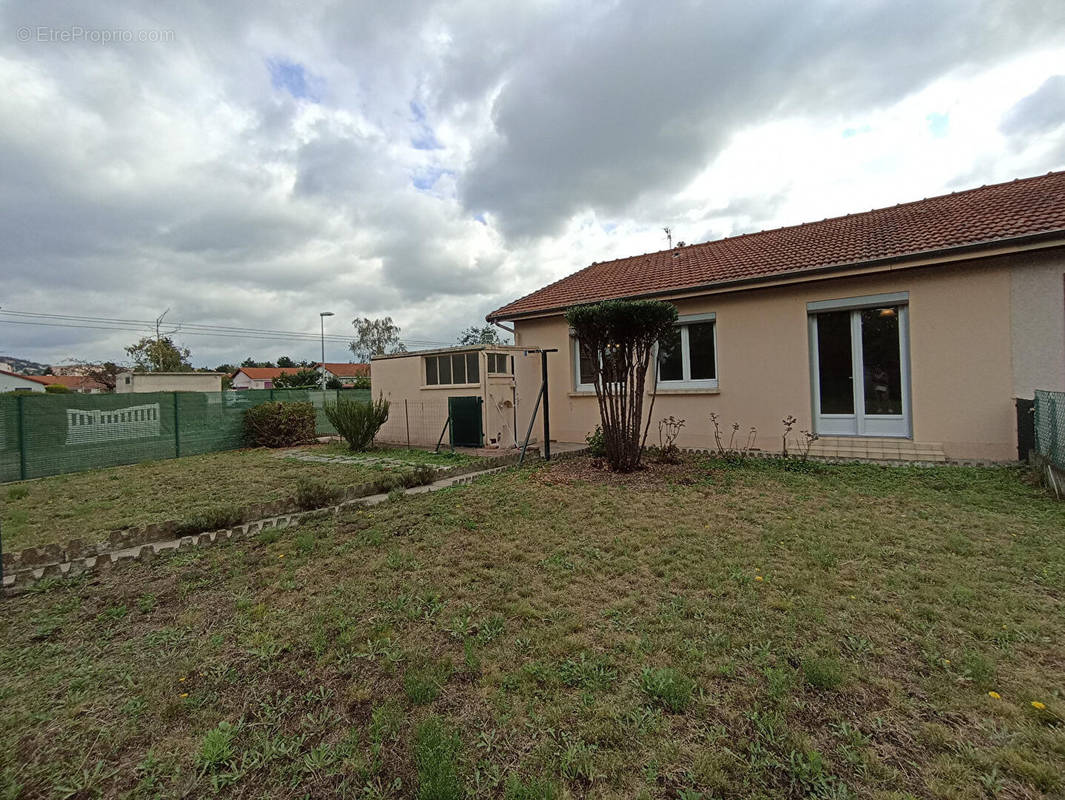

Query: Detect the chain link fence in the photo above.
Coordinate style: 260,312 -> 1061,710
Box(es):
1034,390 -> 1065,472
0,388 -> 369,482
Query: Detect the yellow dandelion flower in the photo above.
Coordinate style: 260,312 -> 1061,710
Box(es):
178,676 -> 186,682
278,554 -> 285,559
943,659 -> 951,665
988,691 -> 1001,699
849,595 -> 856,600
1031,701 -> 1046,710
179,693 -> 189,698
754,576 -> 764,582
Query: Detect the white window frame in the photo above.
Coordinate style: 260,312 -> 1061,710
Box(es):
573,337 -> 596,392
423,352 -> 480,388
656,312 -> 718,390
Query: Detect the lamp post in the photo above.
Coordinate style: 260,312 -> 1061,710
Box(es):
319,311 -> 334,389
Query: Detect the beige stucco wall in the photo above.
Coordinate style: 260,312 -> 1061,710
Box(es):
512,251 -> 1065,462
1010,254 -> 1065,398
116,373 -> 224,393
371,347 -> 529,448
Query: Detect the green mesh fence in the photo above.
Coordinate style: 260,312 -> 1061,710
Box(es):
1034,390 -> 1065,471
0,388 -> 370,482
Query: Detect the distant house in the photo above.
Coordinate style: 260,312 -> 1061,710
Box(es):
33,375 -> 107,393
230,367 -> 293,390
318,362 -> 370,386
115,372 -> 225,393
487,171 -> 1065,463
0,369 -> 47,392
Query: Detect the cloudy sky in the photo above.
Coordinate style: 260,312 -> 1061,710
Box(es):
2,0 -> 1064,368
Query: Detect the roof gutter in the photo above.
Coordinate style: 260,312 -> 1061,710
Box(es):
487,228 -> 1065,322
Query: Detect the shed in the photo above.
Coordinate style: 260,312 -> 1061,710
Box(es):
115,372 -> 225,393
370,346 -> 541,449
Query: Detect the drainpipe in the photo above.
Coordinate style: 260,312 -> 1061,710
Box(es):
491,320 -> 514,337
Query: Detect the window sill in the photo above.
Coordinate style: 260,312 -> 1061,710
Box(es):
420,383 -> 480,391
653,387 -> 720,395
568,390 -> 597,397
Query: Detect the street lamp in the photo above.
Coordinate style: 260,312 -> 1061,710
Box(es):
319,312 -> 334,389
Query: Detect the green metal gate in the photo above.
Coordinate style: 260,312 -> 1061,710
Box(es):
448,396 -> 483,448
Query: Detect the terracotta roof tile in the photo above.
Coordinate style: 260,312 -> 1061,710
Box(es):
488,171 -> 1065,320
319,362 -> 370,377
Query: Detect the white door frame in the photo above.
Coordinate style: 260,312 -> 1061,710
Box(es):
808,293 -> 912,438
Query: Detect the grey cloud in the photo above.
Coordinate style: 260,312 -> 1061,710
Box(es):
0,0 -> 1061,367
1001,75 -> 1065,138
459,0 -> 1065,238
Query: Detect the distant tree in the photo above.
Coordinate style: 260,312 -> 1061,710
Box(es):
457,325 -> 510,346
213,363 -> 237,375
273,367 -> 321,389
325,375 -> 344,391
125,336 -> 192,372
241,357 -> 275,368
82,361 -> 122,392
349,317 -> 407,362
276,355 -> 297,368
44,383 -> 72,394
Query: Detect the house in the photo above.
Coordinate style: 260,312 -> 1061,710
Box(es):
370,346 -> 533,448
318,362 -> 370,386
230,367 -> 293,390
487,171 -> 1065,463
33,375 -> 107,393
115,372 -> 225,393
0,369 -> 47,392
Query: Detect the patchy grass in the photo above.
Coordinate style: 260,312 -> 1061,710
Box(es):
1,444 -> 483,552
2,456 -> 1064,799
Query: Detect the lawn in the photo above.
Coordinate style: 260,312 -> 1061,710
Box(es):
1,445 -> 479,552
1,456 -> 1064,799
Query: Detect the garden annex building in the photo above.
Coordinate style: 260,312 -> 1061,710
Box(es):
487,171 -> 1065,463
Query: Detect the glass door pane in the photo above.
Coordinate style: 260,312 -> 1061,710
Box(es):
860,308 -> 902,415
816,310 -> 854,414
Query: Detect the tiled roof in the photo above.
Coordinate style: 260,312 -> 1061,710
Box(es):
235,367 -> 293,380
0,369 -> 48,384
488,171 -> 1065,320
33,375 -> 107,390
319,362 -> 370,377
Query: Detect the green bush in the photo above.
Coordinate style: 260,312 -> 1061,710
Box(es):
585,425 -> 606,457
44,383 -> 72,394
294,479 -> 343,510
325,394 -> 389,451
243,401 -> 317,448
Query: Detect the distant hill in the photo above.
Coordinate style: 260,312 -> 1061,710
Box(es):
0,355 -> 50,375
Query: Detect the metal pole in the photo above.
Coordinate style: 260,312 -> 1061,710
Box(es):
405,398 -> 410,449
319,311 -> 334,390
173,392 -> 181,458
518,385 -> 544,466
540,349 -> 557,460
16,393 -> 27,481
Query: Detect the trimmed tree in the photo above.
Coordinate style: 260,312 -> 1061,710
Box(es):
565,299 -> 678,472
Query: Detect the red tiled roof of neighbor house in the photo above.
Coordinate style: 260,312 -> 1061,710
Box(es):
33,375 -> 107,391
234,367 -> 294,380
319,362 -> 370,377
488,171 -> 1065,320
0,369 -> 49,384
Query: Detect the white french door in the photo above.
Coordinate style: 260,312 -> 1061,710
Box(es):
809,302 -> 910,437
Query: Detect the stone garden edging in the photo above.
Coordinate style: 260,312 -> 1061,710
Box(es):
2,451 -> 524,581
